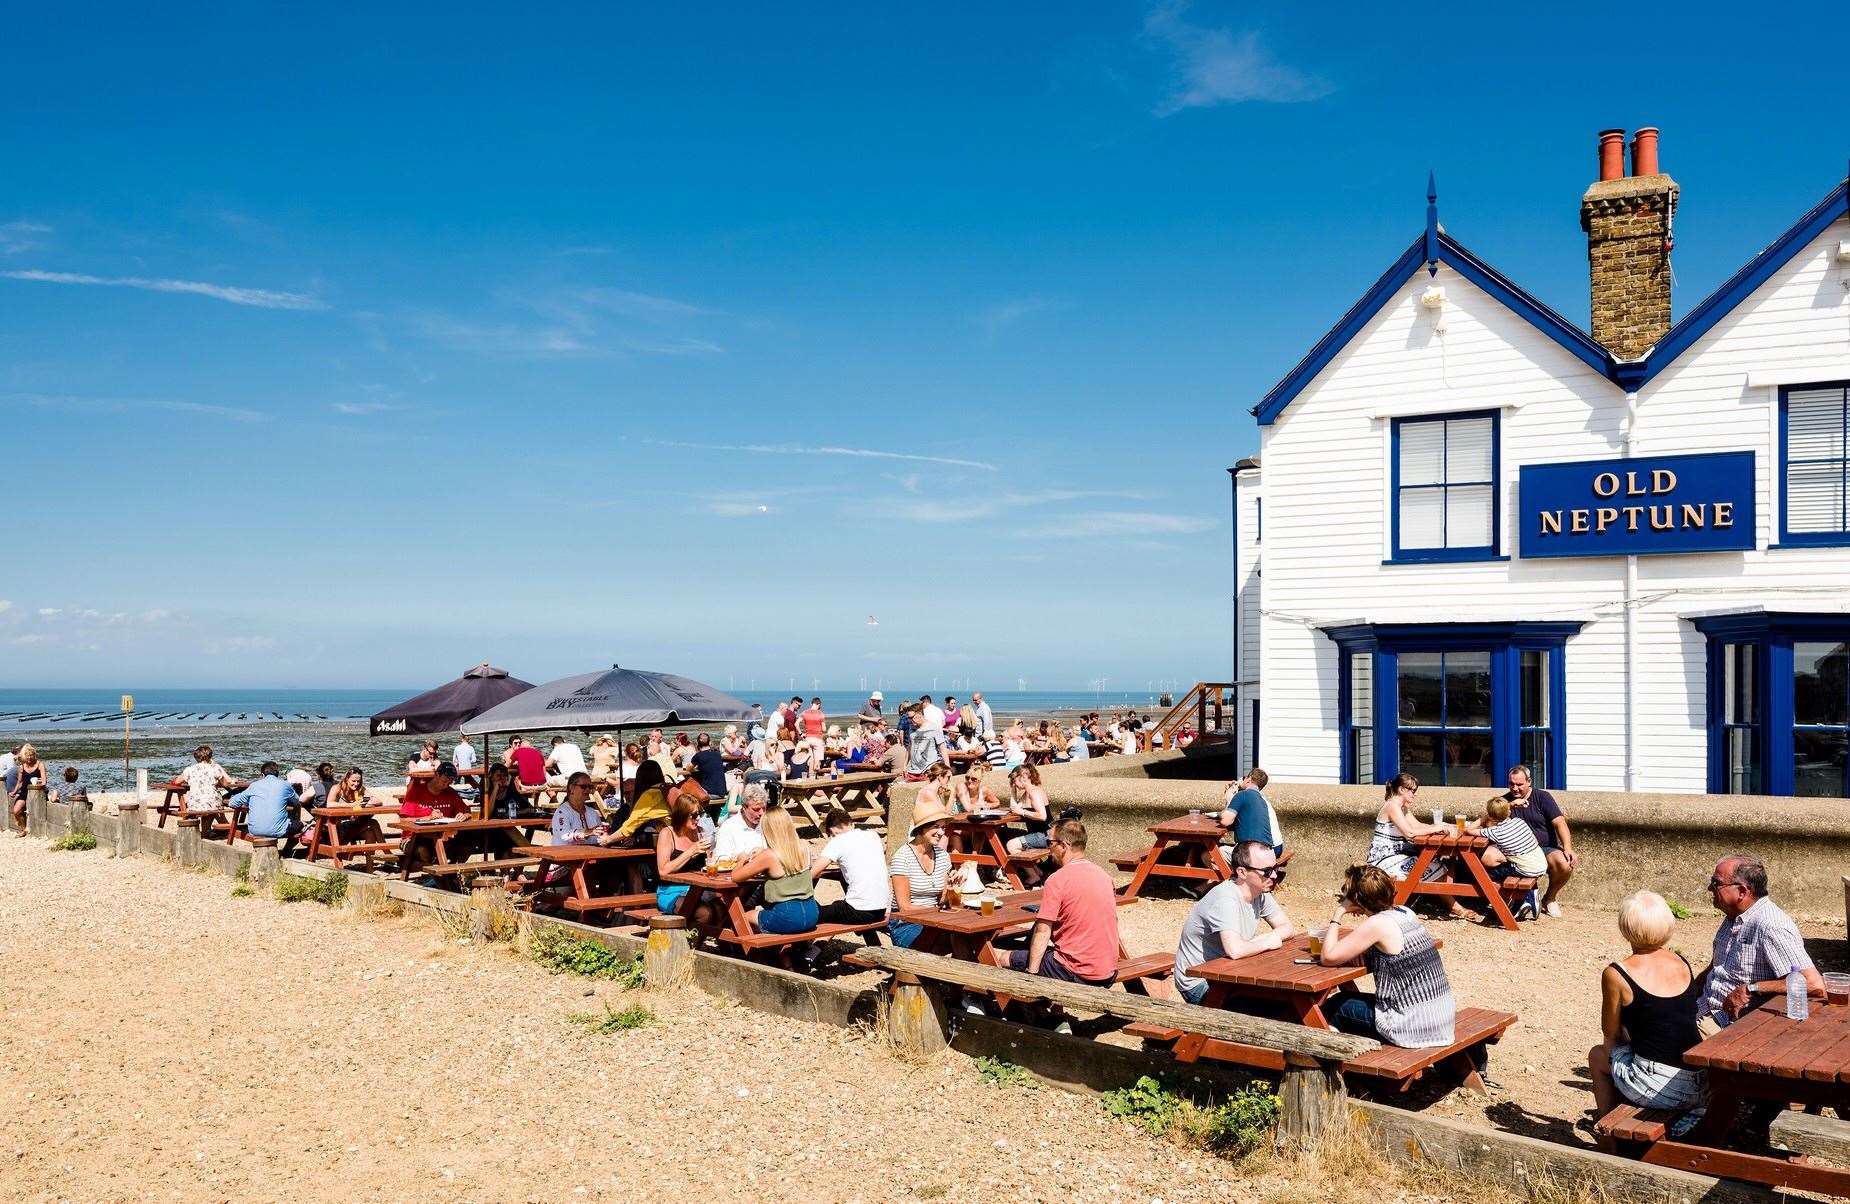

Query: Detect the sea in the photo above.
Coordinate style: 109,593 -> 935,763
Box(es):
0,687 -> 1176,792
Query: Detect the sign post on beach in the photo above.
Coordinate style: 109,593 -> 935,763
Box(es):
121,694 -> 134,790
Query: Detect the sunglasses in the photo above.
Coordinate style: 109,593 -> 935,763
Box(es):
1243,865 -> 1286,881
1708,877 -> 1736,891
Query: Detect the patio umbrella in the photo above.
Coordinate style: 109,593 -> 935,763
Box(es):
460,664 -> 756,736
369,663 -> 537,737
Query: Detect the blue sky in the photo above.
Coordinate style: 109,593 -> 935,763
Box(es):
3,2 -> 1845,689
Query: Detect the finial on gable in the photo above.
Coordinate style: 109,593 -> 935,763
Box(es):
1425,171 -> 1440,276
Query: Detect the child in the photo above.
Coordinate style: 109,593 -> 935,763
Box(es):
1471,795 -> 1548,919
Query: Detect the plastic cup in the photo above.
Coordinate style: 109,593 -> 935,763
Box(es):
1307,933 -> 1323,958
1826,972 -> 1850,1005
1430,807 -> 1443,825
980,897 -> 995,917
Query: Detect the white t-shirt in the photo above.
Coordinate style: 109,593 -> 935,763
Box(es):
821,827 -> 891,913
714,812 -> 768,860
1119,729 -> 1139,755
452,741 -> 478,772
547,742 -> 588,778
921,703 -> 945,732
0,751 -> 16,777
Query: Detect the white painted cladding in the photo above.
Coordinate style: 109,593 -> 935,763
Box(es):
1254,212 -> 1850,792
1234,469 -> 1262,762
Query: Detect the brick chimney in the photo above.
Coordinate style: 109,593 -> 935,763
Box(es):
1579,127 -> 1678,360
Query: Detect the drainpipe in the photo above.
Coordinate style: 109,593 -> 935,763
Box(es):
1228,462 -> 1258,765
1622,388 -> 1640,792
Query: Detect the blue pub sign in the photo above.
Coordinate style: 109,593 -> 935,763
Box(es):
1517,451 -> 1756,558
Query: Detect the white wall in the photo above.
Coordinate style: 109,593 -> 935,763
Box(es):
1235,470 -> 1262,764
1255,210 -> 1850,792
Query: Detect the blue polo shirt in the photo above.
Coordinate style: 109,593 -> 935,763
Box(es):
1222,788 -> 1281,851
230,775 -> 297,839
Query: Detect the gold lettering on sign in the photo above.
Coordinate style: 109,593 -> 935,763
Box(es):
1653,469 -> 1678,493
1622,506 -> 1644,531
1714,501 -> 1734,528
1595,507 -> 1618,532
1650,505 -> 1675,530
1593,473 -> 1620,498
1681,503 -> 1706,528
1540,511 -> 1563,535
1625,471 -> 1648,496
1570,509 -> 1590,533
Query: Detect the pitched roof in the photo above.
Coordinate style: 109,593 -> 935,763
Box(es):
1254,176 -> 1850,425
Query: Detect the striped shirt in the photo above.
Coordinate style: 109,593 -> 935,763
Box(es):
1484,816 -> 1546,875
1701,896 -> 1815,1026
889,841 -> 950,909
1364,908 -> 1457,1048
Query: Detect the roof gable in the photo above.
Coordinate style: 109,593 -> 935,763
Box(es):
1254,175 -> 1850,424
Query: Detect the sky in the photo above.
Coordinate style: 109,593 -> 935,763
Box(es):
3,2 -> 1847,690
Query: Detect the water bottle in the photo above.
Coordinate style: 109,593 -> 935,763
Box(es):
1787,970 -> 1809,1021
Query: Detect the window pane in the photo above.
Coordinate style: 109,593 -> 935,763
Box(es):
1793,729 -> 1848,798
1397,653 -> 1443,725
1445,731 -> 1494,788
1350,654 -> 1373,729
1398,731 -> 1442,786
1726,727 -> 1760,795
1794,642 -> 1850,727
1520,731 -> 1552,790
1445,485 -> 1494,548
1350,727 -> 1375,786
1787,461 -> 1847,534
1787,388 -> 1848,459
1445,416 -> 1494,482
1399,422 -> 1444,486
1399,488 -> 1444,548
1445,651 -> 1492,727
1520,650 -> 1549,727
1724,644 -> 1756,725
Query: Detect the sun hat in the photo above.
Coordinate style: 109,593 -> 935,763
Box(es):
870,690 -> 883,701
908,795 -> 953,835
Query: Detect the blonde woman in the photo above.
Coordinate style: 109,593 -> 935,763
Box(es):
733,808 -> 817,934
323,767 -> 383,847
951,765 -> 1000,814
1588,891 -> 1707,1140
10,743 -> 47,835
589,735 -> 621,778
719,725 -> 745,758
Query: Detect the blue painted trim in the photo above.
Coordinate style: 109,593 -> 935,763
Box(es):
1374,649 -> 1398,783
1767,639 -> 1795,796
1390,410 -> 1501,561
1642,181 -> 1850,379
1704,637 -> 1725,794
1692,611 -> 1850,796
1547,643 -> 1568,789
1778,382 -> 1850,546
1424,172 -> 1439,275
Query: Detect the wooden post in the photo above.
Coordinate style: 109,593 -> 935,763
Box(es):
468,878 -> 510,941
643,914 -> 692,989
346,875 -> 386,914
1276,1056 -> 1348,1154
248,844 -> 280,884
884,972 -> 951,1057
115,801 -> 141,859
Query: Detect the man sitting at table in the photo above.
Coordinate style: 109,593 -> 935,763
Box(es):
1696,854 -> 1823,1034
1004,819 -> 1119,987
1171,841 -> 1295,1005
1215,768 -> 1282,856
811,808 -> 890,929
229,761 -> 304,855
689,733 -> 728,800
714,781 -> 771,861
400,761 -> 470,819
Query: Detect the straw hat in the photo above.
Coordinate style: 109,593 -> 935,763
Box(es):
908,795 -> 953,835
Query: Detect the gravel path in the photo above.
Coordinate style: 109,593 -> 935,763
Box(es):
0,836 -> 1432,1204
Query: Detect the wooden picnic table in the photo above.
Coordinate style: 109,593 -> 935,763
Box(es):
1391,831 -> 1521,932
942,812 -> 1040,890
515,842 -> 655,917
1113,812 -> 1233,900
778,771 -> 894,837
398,815 -> 550,882
1620,997 -> 1850,1195
662,867 -> 886,958
891,888 -> 1169,1000
946,749 -> 987,770
304,805 -> 401,868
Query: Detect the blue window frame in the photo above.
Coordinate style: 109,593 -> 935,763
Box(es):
1390,411 -> 1500,563
1780,383 -> 1850,546
1329,621 -> 1575,788
1695,612 -> 1850,796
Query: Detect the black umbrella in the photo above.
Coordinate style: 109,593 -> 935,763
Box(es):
460,664 -> 755,736
369,663 -> 537,737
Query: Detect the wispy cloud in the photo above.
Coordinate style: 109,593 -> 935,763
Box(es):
1,268 -> 326,310
1009,510 -> 1216,539
0,221 -> 51,255
331,401 -> 406,416
414,285 -> 723,359
648,439 -> 998,472
878,489 -> 1150,524
6,392 -> 266,423
975,296 -> 1066,339
1143,3 -> 1332,114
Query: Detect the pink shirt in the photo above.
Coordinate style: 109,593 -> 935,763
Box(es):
1038,857 -> 1119,981
802,707 -> 826,739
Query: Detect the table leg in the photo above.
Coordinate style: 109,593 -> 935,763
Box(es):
1120,839 -> 1165,900
1459,849 -> 1519,931
304,815 -> 324,863
324,819 -> 347,868
988,831 -> 1024,889
1391,846 -> 1439,906
1201,839 -> 1232,884
1171,982 -> 1230,1063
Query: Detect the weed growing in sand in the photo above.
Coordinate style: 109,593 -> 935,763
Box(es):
530,929 -> 644,985
975,1057 -> 1036,1089
1100,1076 -> 1281,1157
231,883 -> 255,898
49,831 -> 98,852
1665,896 -> 1694,920
273,873 -> 348,906
566,1003 -> 654,1034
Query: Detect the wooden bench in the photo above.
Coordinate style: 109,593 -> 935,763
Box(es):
1594,1102 -> 1674,1148
421,856 -> 541,879
845,943 -> 1376,1152
561,890 -> 659,916
1114,952 -> 1176,989
717,917 -> 888,952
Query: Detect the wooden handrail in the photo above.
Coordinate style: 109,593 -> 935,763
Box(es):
1152,681 -> 1237,750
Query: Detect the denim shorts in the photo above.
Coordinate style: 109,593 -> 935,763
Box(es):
888,918 -> 924,948
758,897 -> 819,935
656,883 -> 690,913
1019,830 -> 1049,850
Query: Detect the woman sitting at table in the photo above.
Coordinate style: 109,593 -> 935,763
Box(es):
733,808 -> 818,935
1587,890 -> 1707,1143
309,766 -> 377,850
951,765 -> 1000,814
551,772 -> 605,845
479,763 -> 525,820
589,734 -> 621,780
599,759 -> 674,846
887,797 -> 953,948
1001,764 -> 1052,884
787,737 -> 816,781
720,725 -> 744,758
1365,772 -> 1467,915
671,732 -> 696,770
655,792 -> 715,929
1319,864 -> 1483,1074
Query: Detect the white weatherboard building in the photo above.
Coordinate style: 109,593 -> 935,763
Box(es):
1234,129 -> 1850,797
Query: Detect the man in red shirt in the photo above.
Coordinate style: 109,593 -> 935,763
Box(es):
507,737 -> 546,788
400,762 -> 469,819
1005,819 -> 1118,986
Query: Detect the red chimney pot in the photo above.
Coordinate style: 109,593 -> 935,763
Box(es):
1631,127 -> 1660,177
1598,129 -> 1626,181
